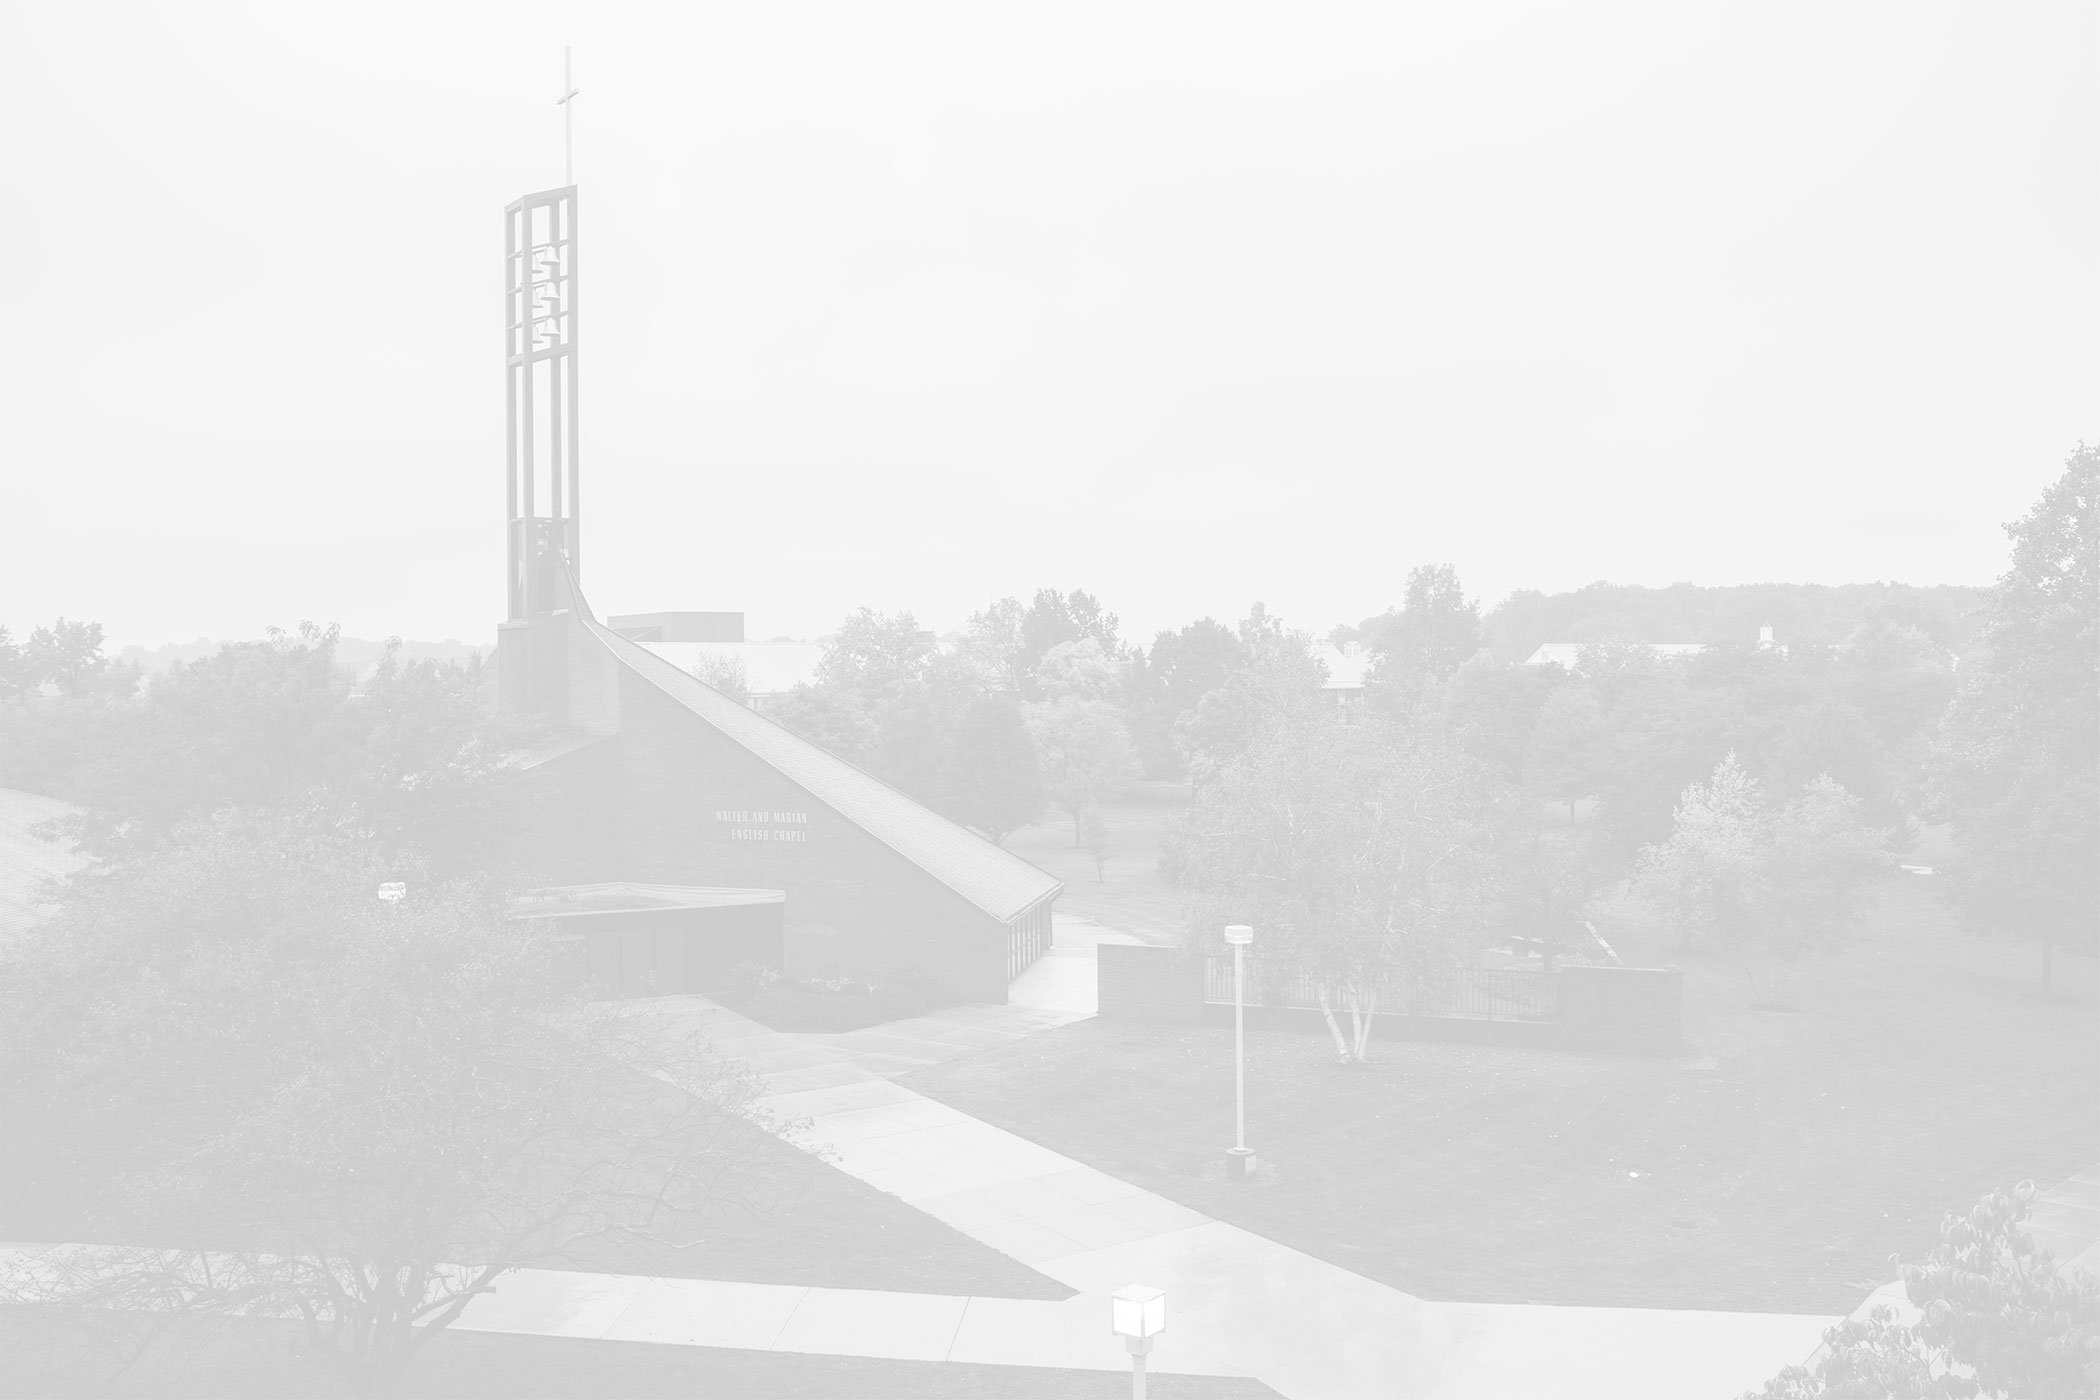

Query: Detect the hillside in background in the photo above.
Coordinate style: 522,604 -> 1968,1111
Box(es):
1472,582 -> 1988,663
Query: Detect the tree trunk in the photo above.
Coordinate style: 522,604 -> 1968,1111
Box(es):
1349,994 -> 1378,1061
1315,991 -> 1352,1062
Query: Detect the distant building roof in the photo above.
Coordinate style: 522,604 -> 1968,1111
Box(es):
512,882 -> 784,919
637,640 -> 823,697
583,614 -> 1062,925
0,788 -> 87,938
1523,641 -> 1709,668
609,612 -> 746,643
1316,642 -> 1370,690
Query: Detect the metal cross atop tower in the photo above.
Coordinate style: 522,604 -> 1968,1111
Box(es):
557,45 -> 579,186
504,182 -> 578,621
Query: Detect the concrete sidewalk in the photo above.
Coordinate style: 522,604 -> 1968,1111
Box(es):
0,1244 -> 1231,1377
447,1265 -> 1233,1375
6,912 -> 1840,1398
752,1072 -> 1833,1399
619,912 -> 1839,1397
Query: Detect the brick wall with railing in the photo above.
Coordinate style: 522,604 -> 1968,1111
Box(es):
1099,946 -> 1684,1055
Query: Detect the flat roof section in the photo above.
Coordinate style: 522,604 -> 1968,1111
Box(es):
512,882 -> 786,920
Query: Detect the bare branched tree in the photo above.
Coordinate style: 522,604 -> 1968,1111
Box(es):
0,810 -> 783,1398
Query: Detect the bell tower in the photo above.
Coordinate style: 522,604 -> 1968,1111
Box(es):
498,184 -> 581,719
504,185 -> 579,620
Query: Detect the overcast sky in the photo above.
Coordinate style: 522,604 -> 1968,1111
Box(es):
6,1 -> 2094,649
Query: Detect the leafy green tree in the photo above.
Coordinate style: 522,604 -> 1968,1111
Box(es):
1577,644 -> 1742,871
1172,604 -> 1327,786
766,680 -> 878,769
1026,685 -> 1136,847
0,621 -> 144,800
773,608 -> 946,782
689,651 -> 751,704
0,617 -> 135,700
811,607 -> 934,703
934,696 -> 1043,844
1524,680 -> 1608,826
0,812 -> 774,1400
862,651 -> 984,803
1635,755 -> 1893,1002
974,587 -> 1125,701
1740,1305 -> 1942,1399
1444,653 -> 1566,785
1366,563 -> 1483,692
331,644 -> 536,882
1128,618 -> 1247,779
1177,707 -> 1494,1063
958,596 -> 1028,695
1633,751 -> 1764,951
1494,789 -> 1611,969
0,625 -> 528,879
1931,446 -> 2099,992
1035,637 -> 1122,703
1081,803 -> 1111,882
1742,1182 -> 2100,1399
1757,774 -> 1898,958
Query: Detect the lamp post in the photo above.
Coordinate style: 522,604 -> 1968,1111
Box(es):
1224,923 -> 1255,1179
1110,1284 -> 1166,1400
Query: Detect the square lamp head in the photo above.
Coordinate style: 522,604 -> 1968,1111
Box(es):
1110,1284 -> 1167,1340
377,882 -> 407,903
1223,924 -> 1253,947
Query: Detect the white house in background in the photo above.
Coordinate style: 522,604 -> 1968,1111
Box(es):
0,787 -> 86,938
1318,641 -> 1370,719
607,612 -> 823,712
635,640 -> 823,711
1523,626 -> 1782,670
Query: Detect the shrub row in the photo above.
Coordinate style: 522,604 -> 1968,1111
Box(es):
705,961 -> 948,1032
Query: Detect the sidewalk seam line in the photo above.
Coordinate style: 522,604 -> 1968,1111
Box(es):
761,1285 -> 812,1351
942,1295 -> 975,1361
590,1274 -> 658,1341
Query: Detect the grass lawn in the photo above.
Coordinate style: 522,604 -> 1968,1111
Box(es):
902,874 -> 2100,1313
3,1094 -> 1070,1303
0,1310 -> 1283,1399
1005,783 -> 1188,941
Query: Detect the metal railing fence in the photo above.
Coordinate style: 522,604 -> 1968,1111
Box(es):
1203,955 -> 1555,1023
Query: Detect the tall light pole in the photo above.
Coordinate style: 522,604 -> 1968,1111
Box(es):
1224,924 -> 1255,1179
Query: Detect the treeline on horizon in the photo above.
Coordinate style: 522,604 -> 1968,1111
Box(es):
2,440 -> 2081,967
75,579 -> 1987,675
1370,579 -> 1985,663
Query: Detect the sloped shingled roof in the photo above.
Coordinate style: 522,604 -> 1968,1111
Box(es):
578,611 -> 1062,926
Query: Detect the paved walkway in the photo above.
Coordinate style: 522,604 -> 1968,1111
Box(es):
0,1242 -> 1230,1378
447,1265 -> 1229,1373
2028,1164 -> 2100,1278
746,1072 -> 1831,1399
603,915 -> 1835,1398
5,917 -> 1852,1398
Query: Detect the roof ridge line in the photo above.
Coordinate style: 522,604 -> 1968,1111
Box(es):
561,583 -> 1061,922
